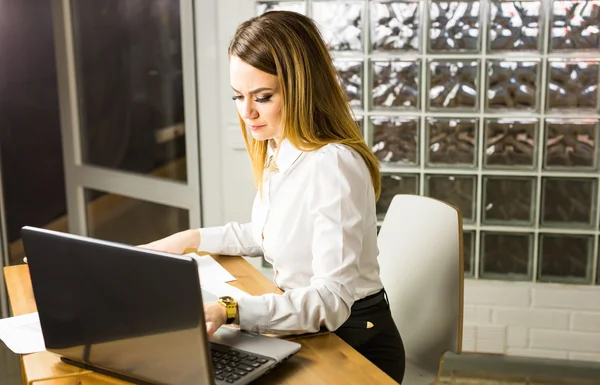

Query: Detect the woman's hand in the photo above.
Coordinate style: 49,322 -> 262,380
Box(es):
137,229 -> 200,255
204,302 -> 227,338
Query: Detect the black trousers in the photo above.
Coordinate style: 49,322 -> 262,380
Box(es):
334,290 -> 405,384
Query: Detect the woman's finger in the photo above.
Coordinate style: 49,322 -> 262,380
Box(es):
206,322 -> 216,337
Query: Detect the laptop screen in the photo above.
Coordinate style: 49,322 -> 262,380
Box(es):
21,226 -> 214,385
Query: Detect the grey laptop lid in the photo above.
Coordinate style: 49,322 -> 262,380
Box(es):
21,226 -> 215,385
21,226 -> 301,385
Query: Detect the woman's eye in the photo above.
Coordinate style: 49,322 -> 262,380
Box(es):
232,95 -> 242,101
255,95 -> 272,103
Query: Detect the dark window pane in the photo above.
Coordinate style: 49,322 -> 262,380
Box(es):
541,178 -> 596,228
377,174 -> 419,220
429,1 -> 481,52
483,177 -> 535,224
429,60 -> 479,110
484,119 -> 537,168
312,1 -> 363,51
426,175 -> 476,221
371,116 -> 419,165
334,59 -> 363,108
547,61 -> 599,112
539,234 -> 593,283
355,116 -> 364,137
550,1 -> 600,51
256,1 -> 306,15
544,119 -> 599,170
481,232 -> 532,280
85,189 -> 189,246
427,118 -> 478,166
371,0 -> 420,52
597,256 -> 600,285
463,230 -> 474,276
486,60 -> 539,111
0,0 -> 68,266
372,60 -> 420,109
72,1 -> 187,181
489,0 -> 541,51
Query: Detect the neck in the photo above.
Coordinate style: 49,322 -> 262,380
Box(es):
270,137 -> 283,149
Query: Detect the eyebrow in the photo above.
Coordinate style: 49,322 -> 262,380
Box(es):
231,86 -> 274,95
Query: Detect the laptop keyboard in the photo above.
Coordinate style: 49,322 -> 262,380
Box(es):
210,343 -> 272,383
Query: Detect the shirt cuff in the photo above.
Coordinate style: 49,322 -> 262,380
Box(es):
237,295 -> 272,333
198,226 -> 225,254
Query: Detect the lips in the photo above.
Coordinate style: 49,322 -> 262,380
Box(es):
248,124 -> 265,131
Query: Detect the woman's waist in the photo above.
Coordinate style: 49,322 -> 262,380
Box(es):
352,288 -> 386,311
273,270 -> 383,295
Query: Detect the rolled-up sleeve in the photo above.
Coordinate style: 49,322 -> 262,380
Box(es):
237,145 -> 369,334
199,222 -> 263,257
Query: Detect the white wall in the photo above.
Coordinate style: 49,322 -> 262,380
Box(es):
209,0 -> 600,365
215,0 -> 255,226
211,0 -> 262,271
463,280 -> 600,363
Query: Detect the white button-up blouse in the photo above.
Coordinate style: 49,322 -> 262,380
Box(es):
199,139 -> 383,334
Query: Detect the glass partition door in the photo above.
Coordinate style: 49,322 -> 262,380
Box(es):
0,0 -> 220,318
50,0 -> 220,246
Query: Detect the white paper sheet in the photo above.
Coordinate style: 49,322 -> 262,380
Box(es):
185,253 -> 236,285
0,312 -> 45,354
202,281 -> 251,300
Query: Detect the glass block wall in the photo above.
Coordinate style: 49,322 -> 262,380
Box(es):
256,0 -> 600,285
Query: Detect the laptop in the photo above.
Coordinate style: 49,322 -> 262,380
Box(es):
21,226 -> 301,385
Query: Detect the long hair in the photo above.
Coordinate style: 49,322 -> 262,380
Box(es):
228,11 -> 381,199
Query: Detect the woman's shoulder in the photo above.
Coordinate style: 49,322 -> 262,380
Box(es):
305,143 -> 371,194
309,143 -> 367,173
313,142 -> 359,160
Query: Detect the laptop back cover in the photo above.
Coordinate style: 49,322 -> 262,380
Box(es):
21,226 -> 213,385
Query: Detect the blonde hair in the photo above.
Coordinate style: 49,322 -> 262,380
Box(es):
228,11 -> 381,199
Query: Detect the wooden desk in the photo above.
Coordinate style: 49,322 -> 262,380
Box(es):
4,256 -> 396,385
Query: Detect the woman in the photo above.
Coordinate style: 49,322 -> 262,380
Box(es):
140,11 -> 405,383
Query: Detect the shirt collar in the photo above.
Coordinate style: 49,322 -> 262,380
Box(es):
267,138 -> 303,173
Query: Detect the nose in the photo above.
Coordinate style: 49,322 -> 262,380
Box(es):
239,100 -> 258,120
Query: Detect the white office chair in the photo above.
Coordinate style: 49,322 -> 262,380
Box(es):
378,194 -> 464,385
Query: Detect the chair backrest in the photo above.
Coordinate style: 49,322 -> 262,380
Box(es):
377,194 -> 464,374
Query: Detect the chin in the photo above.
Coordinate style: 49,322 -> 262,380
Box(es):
249,132 -> 271,142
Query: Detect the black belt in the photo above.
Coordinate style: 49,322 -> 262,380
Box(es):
351,289 -> 386,311
337,289 -> 387,330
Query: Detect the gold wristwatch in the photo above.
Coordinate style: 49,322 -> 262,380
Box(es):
217,296 -> 237,324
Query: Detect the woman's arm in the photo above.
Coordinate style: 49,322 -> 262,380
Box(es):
199,222 -> 263,257
139,222 -> 262,257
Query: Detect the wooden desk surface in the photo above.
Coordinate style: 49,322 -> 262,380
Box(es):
4,256 -> 396,385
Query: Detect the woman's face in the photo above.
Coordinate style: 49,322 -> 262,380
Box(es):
230,56 -> 283,144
